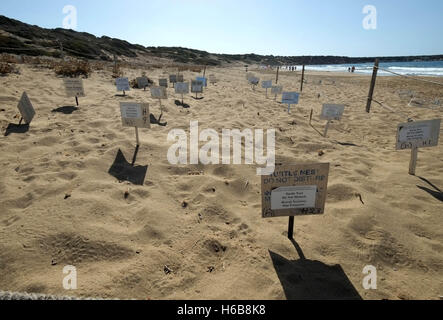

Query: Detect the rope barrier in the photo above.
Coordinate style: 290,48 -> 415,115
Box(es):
371,98 -> 412,121
376,66 -> 443,86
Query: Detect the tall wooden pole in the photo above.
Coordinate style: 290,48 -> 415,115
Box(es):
300,65 -> 305,92
276,66 -> 280,84
366,58 -> 379,113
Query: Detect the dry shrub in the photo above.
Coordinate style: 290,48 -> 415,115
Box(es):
0,54 -> 20,64
54,60 -> 92,78
0,63 -> 15,75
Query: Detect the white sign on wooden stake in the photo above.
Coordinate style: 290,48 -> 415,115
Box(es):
120,102 -> 150,128
116,78 -> 130,92
320,104 -> 345,121
150,86 -> 167,99
64,78 -> 85,97
175,82 -> 189,94
396,119 -> 441,150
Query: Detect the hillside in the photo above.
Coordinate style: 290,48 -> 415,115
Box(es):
1,15 -> 442,66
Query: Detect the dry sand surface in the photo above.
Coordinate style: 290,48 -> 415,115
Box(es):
0,64 -> 442,300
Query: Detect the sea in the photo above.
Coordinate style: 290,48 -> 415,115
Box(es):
301,60 -> 443,77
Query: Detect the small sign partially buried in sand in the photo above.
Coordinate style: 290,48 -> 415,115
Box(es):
169,75 -> 177,87
177,74 -> 184,83
396,119 -> 441,175
120,102 -> 150,147
262,163 -> 330,239
17,92 -> 35,124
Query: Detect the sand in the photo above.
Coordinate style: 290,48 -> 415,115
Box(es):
0,64 -> 442,300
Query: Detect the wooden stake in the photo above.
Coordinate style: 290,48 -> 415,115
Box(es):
135,127 -> 140,146
324,120 -> 331,137
287,104 -> 291,114
366,58 -> 379,113
276,66 -> 279,84
265,88 -> 268,99
300,65 -> 305,92
309,109 -> 313,125
75,96 -> 79,106
288,216 -> 294,239
409,147 -> 418,175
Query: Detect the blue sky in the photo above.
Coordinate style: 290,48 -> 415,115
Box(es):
1,0 -> 442,57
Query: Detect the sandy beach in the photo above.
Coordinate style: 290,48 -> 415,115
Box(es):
0,63 -> 442,300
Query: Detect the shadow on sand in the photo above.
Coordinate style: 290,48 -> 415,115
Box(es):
417,176 -> 443,202
108,148 -> 148,186
51,106 -> 79,114
270,239 -> 362,300
4,123 -> 29,136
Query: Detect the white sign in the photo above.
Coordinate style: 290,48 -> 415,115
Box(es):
320,104 -> 345,121
175,82 -> 189,94
64,78 -> 85,97
169,75 -> 177,84
159,78 -> 168,88
191,80 -> 203,93
271,86 -> 283,95
136,77 -> 149,89
271,186 -> 317,210
396,119 -> 441,150
17,92 -> 35,124
261,163 -> 330,217
120,102 -> 150,128
262,80 -> 272,89
282,92 -> 299,104
150,86 -> 167,99
116,77 -> 130,92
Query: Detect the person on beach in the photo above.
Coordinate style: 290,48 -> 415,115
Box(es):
352,66 -> 355,73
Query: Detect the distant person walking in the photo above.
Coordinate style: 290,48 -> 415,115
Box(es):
351,66 -> 356,73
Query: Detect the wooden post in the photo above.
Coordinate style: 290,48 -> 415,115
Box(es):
309,109 -> 313,125
324,120 -> 331,137
123,90 -> 125,96
75,96 -> 79,106
300,65 -> 305,92
18,117 -> 23,126
409,147 -> 418,175
203,66 -> 206,78
276,66 -> 279,84
265,88 -> 268,99
366,58 -> 379,113
135,127 -> 140,146
181,93 -> 184,106
288,216 -> 294,239
287,104 -> 291,114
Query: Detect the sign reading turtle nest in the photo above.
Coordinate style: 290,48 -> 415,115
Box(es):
17,92 -> 36,124
261,163 -> 330,218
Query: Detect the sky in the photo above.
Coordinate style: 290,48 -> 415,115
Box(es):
1,0 -> 442,57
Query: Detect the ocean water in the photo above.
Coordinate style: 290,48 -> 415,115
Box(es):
301,60 -> 443,77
